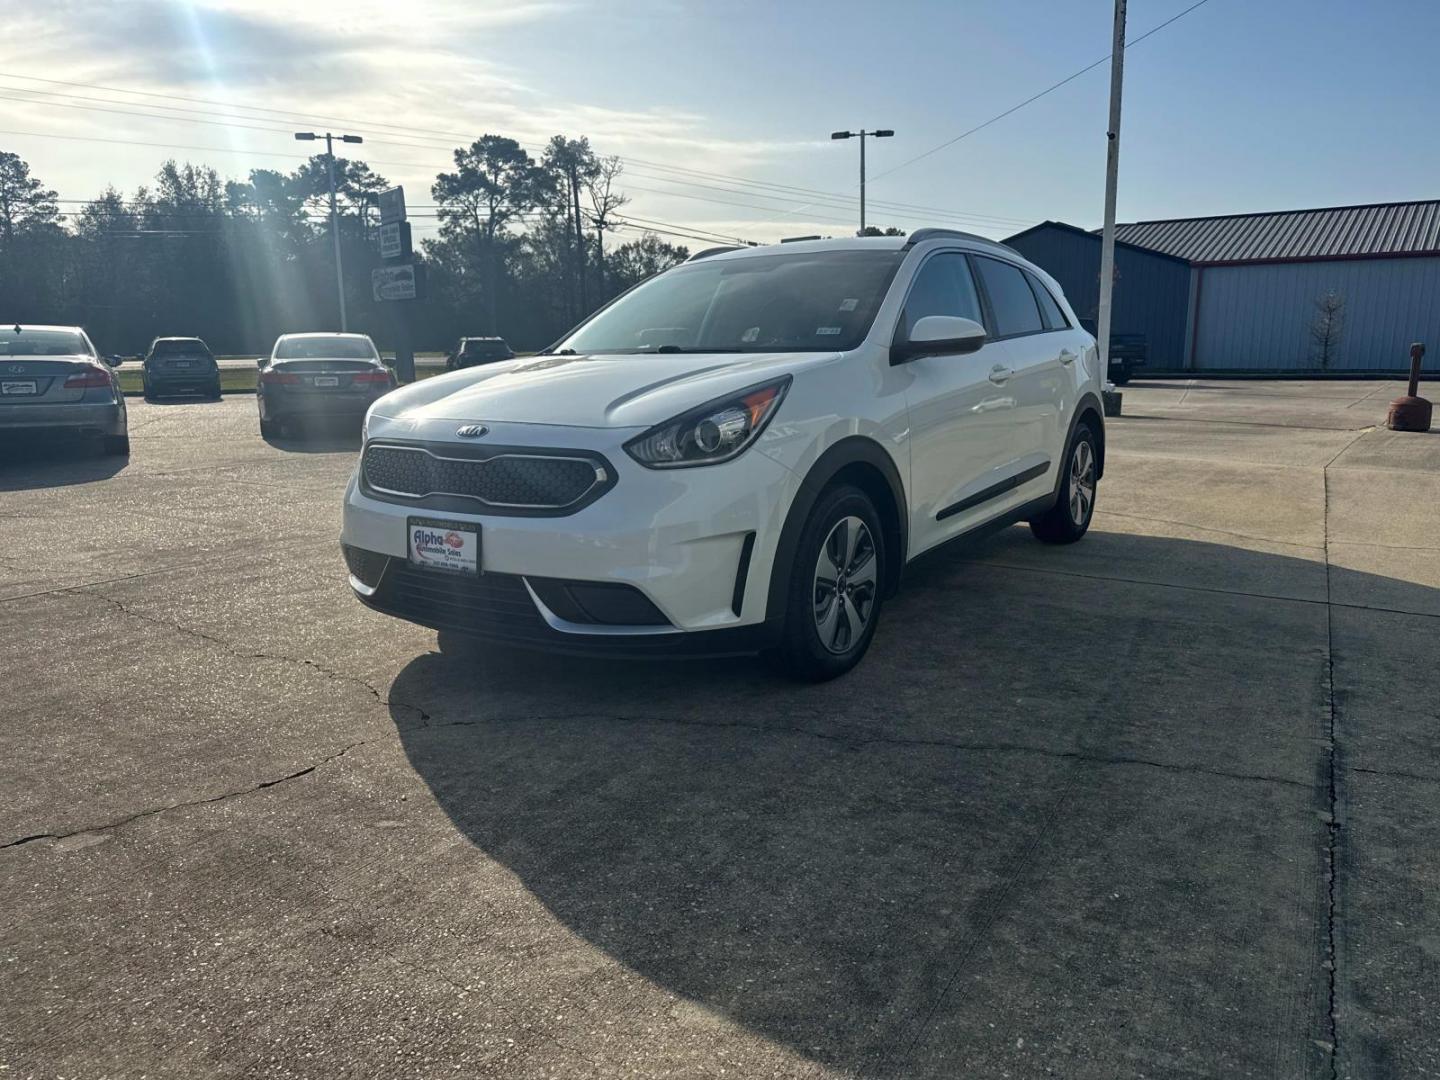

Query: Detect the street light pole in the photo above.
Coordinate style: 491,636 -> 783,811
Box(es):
831,128 -> 894,234
295,131 -> 364,331
1096,0 -> 1127,385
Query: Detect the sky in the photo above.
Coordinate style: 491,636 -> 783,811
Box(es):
3,0 -> 1439,248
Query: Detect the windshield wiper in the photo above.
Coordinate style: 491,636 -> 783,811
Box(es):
652,345 -> 743,354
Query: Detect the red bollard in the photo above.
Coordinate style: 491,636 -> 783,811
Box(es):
1386,343 -> 1432,432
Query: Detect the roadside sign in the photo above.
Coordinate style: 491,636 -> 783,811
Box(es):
378,221 -> 411,260
372,264 -> 422,302
378,186 -> 406,225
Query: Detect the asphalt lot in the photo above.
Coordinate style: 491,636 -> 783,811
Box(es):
2,379 -> 1437,1079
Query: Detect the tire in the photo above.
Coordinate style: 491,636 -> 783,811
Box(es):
260,418 -> 281,440
1110,362 -> 1131,386
102,434 -> 130,456
771,484 -> 886,682
209,379 -> 223,400
141,376 -> 154,401
1029,423 -> 1099,544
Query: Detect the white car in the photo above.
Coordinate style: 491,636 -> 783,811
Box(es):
341,230 -> 1104,679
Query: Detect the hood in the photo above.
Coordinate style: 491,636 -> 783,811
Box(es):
373,351 -> 839,429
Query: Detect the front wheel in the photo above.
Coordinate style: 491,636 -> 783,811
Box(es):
102,434 -> 130,456
1029,424 -> 1098,544
771,485 -> 885,682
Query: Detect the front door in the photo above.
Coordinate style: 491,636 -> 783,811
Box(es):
897,251 -> 1020,556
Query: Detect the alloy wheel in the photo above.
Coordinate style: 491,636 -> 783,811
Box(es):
812,515 -> 878,655
1069,439 -> 1096,525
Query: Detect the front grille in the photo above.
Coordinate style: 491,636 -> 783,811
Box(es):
372,565 -> 550,640
362,442 -> 611,514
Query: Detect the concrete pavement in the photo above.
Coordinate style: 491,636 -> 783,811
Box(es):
1,379 -> 1437,1078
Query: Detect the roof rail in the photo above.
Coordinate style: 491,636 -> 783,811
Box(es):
904,228 -> 1020,256
686,245 -> 745,262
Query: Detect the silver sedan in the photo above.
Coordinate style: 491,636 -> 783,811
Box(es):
0,325 -> 129,455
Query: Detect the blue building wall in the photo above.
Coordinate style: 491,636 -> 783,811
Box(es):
1194,256 -> 1440,371
1006,223 -> 1193,368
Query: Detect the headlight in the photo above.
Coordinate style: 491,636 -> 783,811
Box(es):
625,377 -> 791,469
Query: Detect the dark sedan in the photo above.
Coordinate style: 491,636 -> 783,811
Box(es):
0,324 -> 128,455
257,333 -> 395,439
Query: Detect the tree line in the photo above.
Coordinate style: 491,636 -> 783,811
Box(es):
0,137 -> 694,356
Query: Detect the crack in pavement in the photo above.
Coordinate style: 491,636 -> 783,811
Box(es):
67,585 -> 433,724
1,739 -> 371,851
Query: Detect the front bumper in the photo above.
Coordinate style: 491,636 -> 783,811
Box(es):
0,400 -> 125,437
340,419 -> 801,641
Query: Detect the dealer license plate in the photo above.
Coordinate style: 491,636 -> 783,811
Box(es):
1,381 -> 37,395
175,360 -> 192,368
313,375 -> 339,387
408,517 -> 480,576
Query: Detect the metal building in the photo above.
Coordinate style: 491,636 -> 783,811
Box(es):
1006,200 -> 1440,372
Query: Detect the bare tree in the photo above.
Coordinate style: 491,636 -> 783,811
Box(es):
1310,290 -> 1345,371
584,155 -> 628,300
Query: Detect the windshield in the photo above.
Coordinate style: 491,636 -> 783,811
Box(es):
154,339 -> 211,357
557,249 -> 903,354
0,329 -> 89,356
275,336 -> 378,360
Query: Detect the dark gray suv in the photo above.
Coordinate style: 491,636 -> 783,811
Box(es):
143,337 -> 222,400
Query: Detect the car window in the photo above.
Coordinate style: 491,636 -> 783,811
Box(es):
557,250 -> 903,354
153,339 -> 212,357
1024,271 -> 1068,330
0,329 -> 88,356
899,253 -> 983,337
974,256 -> 1044,337
274,336 -> 378,359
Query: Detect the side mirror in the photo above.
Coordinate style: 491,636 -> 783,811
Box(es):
103,354 -> 124,367
893,315 -> 987,363
257,356 -> 268,368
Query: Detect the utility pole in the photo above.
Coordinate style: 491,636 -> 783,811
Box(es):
1096,0 -> 1127,384
830,128 -> 894,234
295,131 -> 364,331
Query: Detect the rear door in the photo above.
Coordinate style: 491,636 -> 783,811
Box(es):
898,251 -> 1021,555
970,255 -> 1067,502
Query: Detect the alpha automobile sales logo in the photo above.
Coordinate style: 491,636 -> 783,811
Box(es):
413,528 -> 464,557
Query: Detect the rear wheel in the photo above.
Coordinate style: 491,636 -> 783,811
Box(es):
209,379 -> 223,400
102,434 -> 130,456
1029,424 -> 1098,544
772,485 -> 885,681
1110,361 -> 1131,386
260,418 -> 281,440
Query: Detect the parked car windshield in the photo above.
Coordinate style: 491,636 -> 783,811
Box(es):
556,249 -> 904,354
0,328 -> 89,356
274,336 -> 378,360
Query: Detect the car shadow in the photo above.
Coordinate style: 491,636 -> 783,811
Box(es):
0,437 -> 128,490
382,527 -> 1440,1075
262,423 -> 362,454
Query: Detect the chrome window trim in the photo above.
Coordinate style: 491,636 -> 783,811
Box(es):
363,443 -> 609,510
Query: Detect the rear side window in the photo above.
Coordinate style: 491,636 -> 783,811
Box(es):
973,256 -> 1043,338
899,253 -> 983,336
1025,271 -> 1069,330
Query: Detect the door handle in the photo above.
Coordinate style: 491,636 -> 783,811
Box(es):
1059,349 -> 1077,365
988,365 -> 1014,384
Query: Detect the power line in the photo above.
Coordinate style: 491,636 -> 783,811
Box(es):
0,70 -> 1032,227
869,0 -> 1215,184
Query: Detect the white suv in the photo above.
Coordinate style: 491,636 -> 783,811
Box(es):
341,230 -> 1103,679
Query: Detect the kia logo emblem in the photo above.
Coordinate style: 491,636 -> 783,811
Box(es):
455,424 -> 489,439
